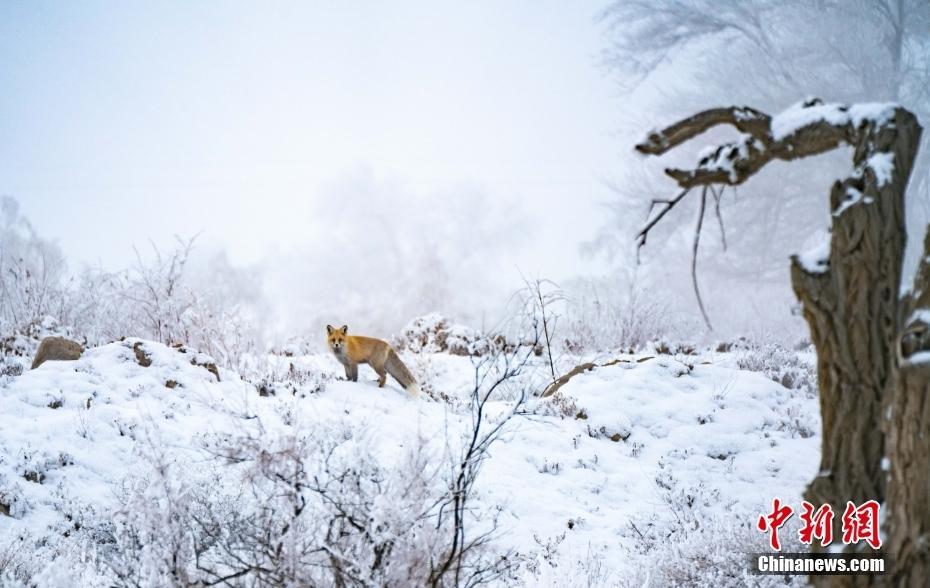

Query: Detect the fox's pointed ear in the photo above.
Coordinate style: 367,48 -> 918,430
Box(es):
326,324 -> 334,335
340,325 -> 348,334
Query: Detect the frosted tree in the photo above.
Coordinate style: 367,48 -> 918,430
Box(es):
637,98 -> 925,585
0,197 -> 68,338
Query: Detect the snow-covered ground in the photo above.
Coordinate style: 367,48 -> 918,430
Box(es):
0,338 -> 819,586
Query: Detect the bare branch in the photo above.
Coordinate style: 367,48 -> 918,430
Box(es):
635,106 -> 772,156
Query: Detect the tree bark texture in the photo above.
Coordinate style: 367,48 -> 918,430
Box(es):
886,228 -> 930,586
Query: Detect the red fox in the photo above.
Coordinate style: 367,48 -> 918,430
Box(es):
326,325 -> 420,397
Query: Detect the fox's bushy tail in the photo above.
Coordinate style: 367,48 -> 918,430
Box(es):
385,349 -> 419,397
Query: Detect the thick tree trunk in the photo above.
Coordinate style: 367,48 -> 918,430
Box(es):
633,101 -> 922,585
886,229 -> 930,586
790,106 -> 920,555
790,108 -> 920,586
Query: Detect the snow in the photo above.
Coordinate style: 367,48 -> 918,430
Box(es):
770,99 -> 898,141
867,152 -> 895,187
0,339 -> 245,529
696,135 -> 758,182
904,351 -> 930,365
796,229 -> 832,273
494,354 -> 819,559
0,339 -> 820,584
832,186 -> 875,217
910,309 -> 930,325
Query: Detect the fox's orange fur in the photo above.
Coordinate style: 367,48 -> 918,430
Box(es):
326,324 -> 420,397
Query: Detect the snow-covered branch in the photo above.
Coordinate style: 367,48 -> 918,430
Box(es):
637,99 -> 902,190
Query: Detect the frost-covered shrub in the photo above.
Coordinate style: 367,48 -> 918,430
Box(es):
394,313 -> 541,361
68,240 -> 263,370
621,463 -> 807,587
531,392 -> 583,420
65,345 -> 533,586
0,355 -> 24,382
15,447 -> 71,484
0,532 -> 104,588
623,514 -> 807,587
79,453 -> 204,586
0,532 -> 44,586
0,198 -> 69,343
561,275 -> 690,353
0,473 -> 30,518
775,406 -> 817,439
0,199 -> 264,372
409,353 -> 454,405
650,339 -> 698,356
269,335 -> 314,357
249,358 -> 334,397
76,417 -> 516,587
520,536 -> 613,587
395,313 -> 492,356
736,344 -> 816,396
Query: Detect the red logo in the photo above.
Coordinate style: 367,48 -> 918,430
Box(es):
757,498 -> 794,551
757,499 -> 882,551
841,500 -> 882,549
798,501 -> 834,547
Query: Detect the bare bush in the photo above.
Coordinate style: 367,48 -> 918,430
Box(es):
0,199 -> 264,371
515,277 -> 564,384
561,274 -> 684,352
67,237 -> 262,370
520,538 -> 613,587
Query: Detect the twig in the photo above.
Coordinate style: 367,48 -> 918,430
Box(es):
636,188 -> 691,256
692,187 -> 712,331
711,185 -> 727,251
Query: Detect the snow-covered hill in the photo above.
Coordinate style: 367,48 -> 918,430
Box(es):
0,339 -> 818,586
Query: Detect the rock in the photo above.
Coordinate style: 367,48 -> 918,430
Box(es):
31,337 -> 84,370
196,359 -> 220,382
132,341 -> 152,367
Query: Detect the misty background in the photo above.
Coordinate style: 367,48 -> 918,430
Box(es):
3,0 -> 928,345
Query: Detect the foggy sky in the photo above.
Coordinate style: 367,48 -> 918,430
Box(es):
1,1 -> 619,288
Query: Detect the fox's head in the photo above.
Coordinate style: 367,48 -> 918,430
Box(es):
326,324 -> 349,352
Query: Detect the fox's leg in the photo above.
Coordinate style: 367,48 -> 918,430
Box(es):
345,363 -> 358,382
373,365 -> 387,387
